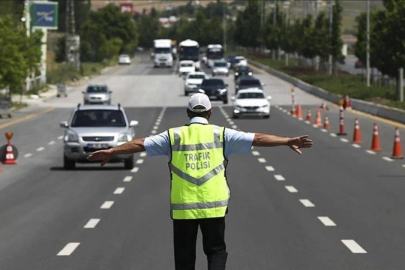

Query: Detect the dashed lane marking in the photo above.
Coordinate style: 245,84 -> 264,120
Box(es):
58,136 -> 63,140
321,129 -> 328,132
84,219 -> 100,229
402,164 -> 405,169
258,158 -> 266,163
340,138 -> 349,143
57,243 -> 80,256
318,216 -> 336,226
341,240 -> 367,254
265,166 -> 275,171
299,199 -> 315,207
252,151 -> 260,156
123,176 -> 133,182
151,130 -> 157,134
37,147 -> 44,152
153,126 -> 158,130
136,159 -> 144,164
100,201 -> 114,209
48,141 -> 55,145
232,125 -> 238,129
140,152 -> 147,157
229,121 -> 234,125
114,187 -> 125,195
285,186 -> 298,193
352,144 -> 361,148
274,175 -> 285,181
305,121 -> 311,124
130,167 -> 139,173
330,133 -> 337,137
366,150 -> 376,155
24,153 -> 33,158
383,157 -> 394,162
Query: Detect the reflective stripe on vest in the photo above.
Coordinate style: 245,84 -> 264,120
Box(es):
169,125 -> 229,219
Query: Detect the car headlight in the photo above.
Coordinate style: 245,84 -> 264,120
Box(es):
262,104 -> 268,108
235,72 -> 239,76
118,133 -> 131,142
248,72 -> 252,76
65,130 -> 79,142
219,89 -> 227,94
235,105 -> 242,110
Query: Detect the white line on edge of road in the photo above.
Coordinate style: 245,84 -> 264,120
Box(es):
366,150 -> 376,155
57,243 -> 80,256
258,158 -> 266,163
37,147 -> 44,152
274,175 -> 285,181
340,138 -> 349,143
100,201 -> 114,209
382,157 -> 394,162
58,136 -> 63,140
299,199 -> 315,207
285,186 -> 298,193
84,219 -> 100,229
252,151 -> 260,156
130,167 -> 139,173
123,176 -> 133,182
48,141 -> 55,145
265,166 -> 275,171
341,240 -> 367,254
318,216 -> 336,226
352,144 -> 361,148
136,159 -> 144,164
114,187 -> 125,195
330,133 -> 337,137
24,153 -> 33,158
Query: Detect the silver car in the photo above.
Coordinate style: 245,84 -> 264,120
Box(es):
83,84 -> 112,105
60,104 -> 139,170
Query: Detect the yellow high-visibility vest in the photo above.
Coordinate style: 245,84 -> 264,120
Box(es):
168,124 -> 229,219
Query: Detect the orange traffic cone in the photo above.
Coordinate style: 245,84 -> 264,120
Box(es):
319,102 -> 329,111
296,103 -> 303,120
3,131 -> 17,165
370,123 -> 382,152
291,104 -> 296,117
306,110 -> 312,122
323,115 -> 330,130
337,106 -> 347,136
391,127 -> 404,159
352,118 -> 362,143
344,95 -> 351,109
314,109 -> 322,127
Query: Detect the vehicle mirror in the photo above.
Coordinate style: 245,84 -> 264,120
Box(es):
267,96 -> 272,100
129,120 -> 139,127
198,89 -> 205,94
262,83 -> 265,86
59,121 -> 68,128
231,97 -> 236,101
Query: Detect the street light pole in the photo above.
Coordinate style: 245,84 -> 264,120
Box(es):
366,0 -> 370,87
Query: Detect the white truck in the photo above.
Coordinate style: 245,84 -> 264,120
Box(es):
153,39 -> 173,68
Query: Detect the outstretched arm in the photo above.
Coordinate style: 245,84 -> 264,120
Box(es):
87,138 -> 146,166
253,133 -> 313,155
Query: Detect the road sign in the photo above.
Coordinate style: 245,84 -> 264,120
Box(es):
120,3 -> 133,14
30,2 -> 58,30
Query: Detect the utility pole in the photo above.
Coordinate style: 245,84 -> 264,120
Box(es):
399,68 -> 404,102
66,0 -> 80,71
315,0 -> 320,71
366,0 -> 370,87
223,3 -> 226,52
24,0 -> 31,91
328,0 -> 333,75
284,1 -> 290,66
272,0 -> 277,59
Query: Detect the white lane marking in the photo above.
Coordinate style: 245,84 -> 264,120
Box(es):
123,176 -> 133,182
321,129 -> 328,132
366,150 -> 376,155
265,166 -> 275,171
341,240 -> 367,254
58,136 -> 63,140
232,125 -> 238,129
100,201 -> 114,209
151,130 -> 157,134
330,133 -> 337,137
258,158 -> 266,163
352,144 -> 361,148
24,153 -> 33,158
402,164 -> 405,169
305,121 -> 310,124
84,219 -> 100,229
57,243 -> 80,256
383,157 -> 393,162
140,152 -> 147,157
274,175 -> 285,181
136,159 -> 144,164
318,216 -> 336,226
285,186 -> 298,193
299,199 -> 315,207
340,138 -> 349,143
153,126 -> 158,130
37,147 -> 44,152
229,121 -> 234,125
130,167 -> 139,173
312,124 -> 319,128
252,151 -> 260,156
114,187 -> 125,195
48,141 -> 55,145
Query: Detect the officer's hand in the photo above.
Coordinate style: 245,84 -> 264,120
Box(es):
287,135 -> 313,155
87,149 -> 113,166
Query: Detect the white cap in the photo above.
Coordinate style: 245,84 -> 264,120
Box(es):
188,93 -> 212,112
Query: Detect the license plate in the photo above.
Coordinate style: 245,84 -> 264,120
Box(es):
87,143 -> 109,149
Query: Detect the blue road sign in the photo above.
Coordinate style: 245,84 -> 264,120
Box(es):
31,2 -> 59,29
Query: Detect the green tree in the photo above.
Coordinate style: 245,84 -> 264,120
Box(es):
138,15 -> 159,48
234,0 -> 261,48
330,0 -> 343,72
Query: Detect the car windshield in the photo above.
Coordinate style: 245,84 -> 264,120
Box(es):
188,74 -> 205,79
71,110 -> 126,127
155,48 -> 171,54
181,63 -> 193,67
240,80 -> 261,86
201,79 -> 224,87
87,86 -> 108,93
238,92 -> 265,99
236,66 -> 250,72
214,62 -> 227,67
120,55 -> 129,58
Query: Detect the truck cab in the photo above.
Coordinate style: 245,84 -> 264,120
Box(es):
153,39 -> 173,68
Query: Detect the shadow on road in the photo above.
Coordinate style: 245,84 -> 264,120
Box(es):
50,166 -> 128,171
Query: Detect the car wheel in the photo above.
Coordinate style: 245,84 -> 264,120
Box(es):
184,90 -> 188,96
124,155 -> 134,170
233,114 -> 238,119
223,98 -> 228,104
264,115 -> 270,119
64,155 -> 75,170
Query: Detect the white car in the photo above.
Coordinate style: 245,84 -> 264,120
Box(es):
233,56 -> 247,68
184,72 -> 208,96
212,60 -> 229,76
232,88 -> 271,119
118,54 -> 131,65
178,60 -> 196,76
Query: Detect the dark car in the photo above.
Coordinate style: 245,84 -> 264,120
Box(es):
235,76 -> 263,93
234,66 -> 253,81
199,78 -> 228,104
227,55 -> 236,68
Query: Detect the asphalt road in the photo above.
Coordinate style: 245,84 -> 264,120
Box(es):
1,53 -> 405,269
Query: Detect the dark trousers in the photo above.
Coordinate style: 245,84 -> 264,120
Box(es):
173,217 -> 228,270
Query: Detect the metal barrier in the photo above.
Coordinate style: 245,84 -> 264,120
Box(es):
0,97 -> 12,118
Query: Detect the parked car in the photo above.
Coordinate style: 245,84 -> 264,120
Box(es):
212,60 -> 229,76
60,104 -> 138,170
235,76 -> 264,93
83,84 -> 112,105
184,72 -> 208,96
178,60 -> 196,77
234,66 -> 253,81
199,78 -> 228,104
232,88 -> 271,119
118,54 -> 131,65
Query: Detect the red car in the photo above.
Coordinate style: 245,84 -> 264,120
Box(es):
354,60 -> 363,69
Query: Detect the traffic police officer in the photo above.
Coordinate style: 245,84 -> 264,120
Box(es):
88,93 -> 313,270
